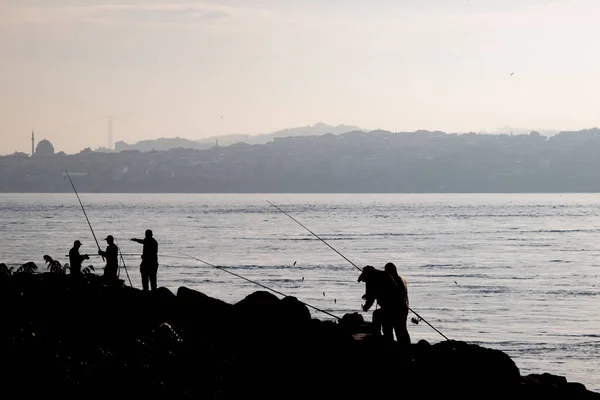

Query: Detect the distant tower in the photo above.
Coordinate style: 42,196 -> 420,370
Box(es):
31,130 -> 35,156
108,116 -> 113,150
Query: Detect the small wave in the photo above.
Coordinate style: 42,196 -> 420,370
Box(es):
278,238 -> 318,241
421,264 -> 457,268
545,290 -> 597,296
430,273 -> 491,279
507,276 -> 534,280
456,285 -> 509,294
558,249 -> 589,252
537,229 -> 596,233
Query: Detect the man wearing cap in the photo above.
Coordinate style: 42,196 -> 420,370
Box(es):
131,229 -> 159,291
69,240 -> 89,276
358,264 -> 408,343
98,235 -> 119,281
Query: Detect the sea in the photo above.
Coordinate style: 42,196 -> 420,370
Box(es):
1,193 -> 599,391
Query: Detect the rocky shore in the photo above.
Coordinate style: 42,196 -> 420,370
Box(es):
1,271 -> 598,399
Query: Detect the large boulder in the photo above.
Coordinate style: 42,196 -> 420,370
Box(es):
411,340 -> 521,396
173,286 -> 234,341
278,295 -> 311,326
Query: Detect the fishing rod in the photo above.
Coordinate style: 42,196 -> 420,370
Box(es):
114,237 -> 133,287
65,170 -> 104,261
267,201 -> 361,272
179,253 -> 341,321
267,200 -> 450,341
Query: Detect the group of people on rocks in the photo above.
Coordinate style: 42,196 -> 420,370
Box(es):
68,229 -> 159,291
69,229 -> 411,343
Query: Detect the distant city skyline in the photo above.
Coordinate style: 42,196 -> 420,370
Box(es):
2,0 -> 599,154
12,121 -> 569,155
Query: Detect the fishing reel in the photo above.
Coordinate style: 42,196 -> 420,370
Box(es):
411,317 -> 422,325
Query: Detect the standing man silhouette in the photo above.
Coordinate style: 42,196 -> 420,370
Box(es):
383,262 -> 411,346
98,235 -> 119,282
69,240 -> 89,276
131,229 -> 159,291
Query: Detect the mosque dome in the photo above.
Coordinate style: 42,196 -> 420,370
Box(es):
35,139 -> 55,156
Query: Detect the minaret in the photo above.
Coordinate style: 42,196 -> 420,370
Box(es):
31,130 -> 35,156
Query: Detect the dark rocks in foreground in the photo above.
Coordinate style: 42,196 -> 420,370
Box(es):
0,272 -> 597,399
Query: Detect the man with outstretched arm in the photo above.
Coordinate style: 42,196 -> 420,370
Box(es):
131,229 -> 159,291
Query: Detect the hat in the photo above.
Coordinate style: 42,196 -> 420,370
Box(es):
357,265 -> 375,282
74,240 -> 82,246
104,235 -> 114,241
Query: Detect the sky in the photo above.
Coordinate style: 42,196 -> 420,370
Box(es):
1,0 -> 600,154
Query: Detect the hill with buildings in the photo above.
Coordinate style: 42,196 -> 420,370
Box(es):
2,127 -> 600,193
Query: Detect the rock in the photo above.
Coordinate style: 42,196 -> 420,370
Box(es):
0,272 -> 597,399
234,290 -> 280,314
278,296 -> 311,325
411,340 -> 521,397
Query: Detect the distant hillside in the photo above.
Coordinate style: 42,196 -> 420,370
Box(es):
112,122 -> 364,153
196,122 -> 364,147
114,137 -> 207,152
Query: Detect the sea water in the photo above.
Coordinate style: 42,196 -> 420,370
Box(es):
1,193 -> 598,391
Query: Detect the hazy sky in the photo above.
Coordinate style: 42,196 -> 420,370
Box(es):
1,0 -> 599,154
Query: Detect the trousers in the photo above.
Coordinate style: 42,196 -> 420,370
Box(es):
140,263 -> 158,291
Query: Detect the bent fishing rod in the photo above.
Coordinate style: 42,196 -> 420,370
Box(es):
179,253 -> 341,321
267,200 -> 450,341
65,170 -> 103,260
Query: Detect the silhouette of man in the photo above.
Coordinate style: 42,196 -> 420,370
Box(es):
358,265 -> 390,337
383,262 -> 411,346
131,229 -> 158,291
69,240 -> 89,276
98,235 -> 119,282
358,264 -> 410,345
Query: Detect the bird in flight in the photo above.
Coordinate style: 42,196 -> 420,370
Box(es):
510,72 -> 515,76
